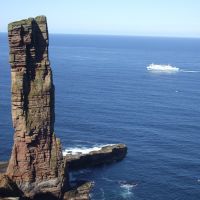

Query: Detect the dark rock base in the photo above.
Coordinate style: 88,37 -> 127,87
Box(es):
65,144 -> 127,171
0,144 -> 127,199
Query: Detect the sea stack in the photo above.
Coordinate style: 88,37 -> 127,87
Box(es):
6,16 -> 65,198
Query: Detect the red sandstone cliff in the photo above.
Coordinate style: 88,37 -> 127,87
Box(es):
6,16 -> 65,198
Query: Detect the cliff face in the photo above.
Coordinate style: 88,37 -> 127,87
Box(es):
6,16 -> 65,198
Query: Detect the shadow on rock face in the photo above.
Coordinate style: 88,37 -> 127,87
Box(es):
33,193 -> 58,200
0,174 -> 24,198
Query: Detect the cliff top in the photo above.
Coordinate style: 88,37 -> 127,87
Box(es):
8,15 -> 46,31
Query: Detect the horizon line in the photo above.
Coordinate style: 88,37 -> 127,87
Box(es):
0,31 -> 200,39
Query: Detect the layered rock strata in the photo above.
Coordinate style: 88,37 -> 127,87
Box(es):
65,144 -> 127,171
6,16 -> 65,198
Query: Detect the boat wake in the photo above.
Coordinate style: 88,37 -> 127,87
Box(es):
180,70 -> 200,73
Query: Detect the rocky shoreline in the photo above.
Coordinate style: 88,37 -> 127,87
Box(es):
0,15 -> 127,200
0,144 -> 127,199
65,144 -> 127,171
0,144 -> 127,173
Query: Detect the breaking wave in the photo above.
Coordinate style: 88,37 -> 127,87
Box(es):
119,181 -> 137,199
63,144 -> 115,156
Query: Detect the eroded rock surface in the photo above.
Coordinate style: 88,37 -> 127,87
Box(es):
0,174 -> 22,197
64,182 -> 93,200
65,144 -> 127,171
6,16 -> 65,198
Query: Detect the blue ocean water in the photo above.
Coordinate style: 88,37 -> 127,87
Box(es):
0,33 -> 200,199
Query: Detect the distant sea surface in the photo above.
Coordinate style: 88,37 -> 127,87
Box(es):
0,33 -> 200,200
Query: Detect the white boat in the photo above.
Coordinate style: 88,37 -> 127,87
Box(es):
147,64 -> 179,72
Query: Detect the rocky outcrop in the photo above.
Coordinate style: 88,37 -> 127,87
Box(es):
65,144 -> 127,171
6,16 -> 66,198
0,174 -> 22,197
1,144 -> 127,173
1,144 -> 126,199
64,182 -> 93,200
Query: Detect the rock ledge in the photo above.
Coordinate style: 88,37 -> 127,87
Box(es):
65,144 -> 127,171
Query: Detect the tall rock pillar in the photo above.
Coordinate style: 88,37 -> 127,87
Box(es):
7,16 -> 64,198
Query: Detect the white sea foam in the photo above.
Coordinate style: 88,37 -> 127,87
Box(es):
63,144 -> 115,156
120,181 -> 137,189
147,64 -> 179,73
100,188 -> 105,200
120,183 -> 136,189
180,70 -> 200,73
120,184 -> 134,199
119,181 -> 137,199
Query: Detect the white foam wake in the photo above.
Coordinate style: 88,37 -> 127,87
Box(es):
119,181 -> 137,199
63,144 -> 115,156
180,70 -> 200,73
147,64 -> 179,73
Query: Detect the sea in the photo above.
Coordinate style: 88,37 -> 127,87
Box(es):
0,33 -> 200,200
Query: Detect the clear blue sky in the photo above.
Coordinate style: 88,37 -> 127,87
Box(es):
1,0 -> 200,37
